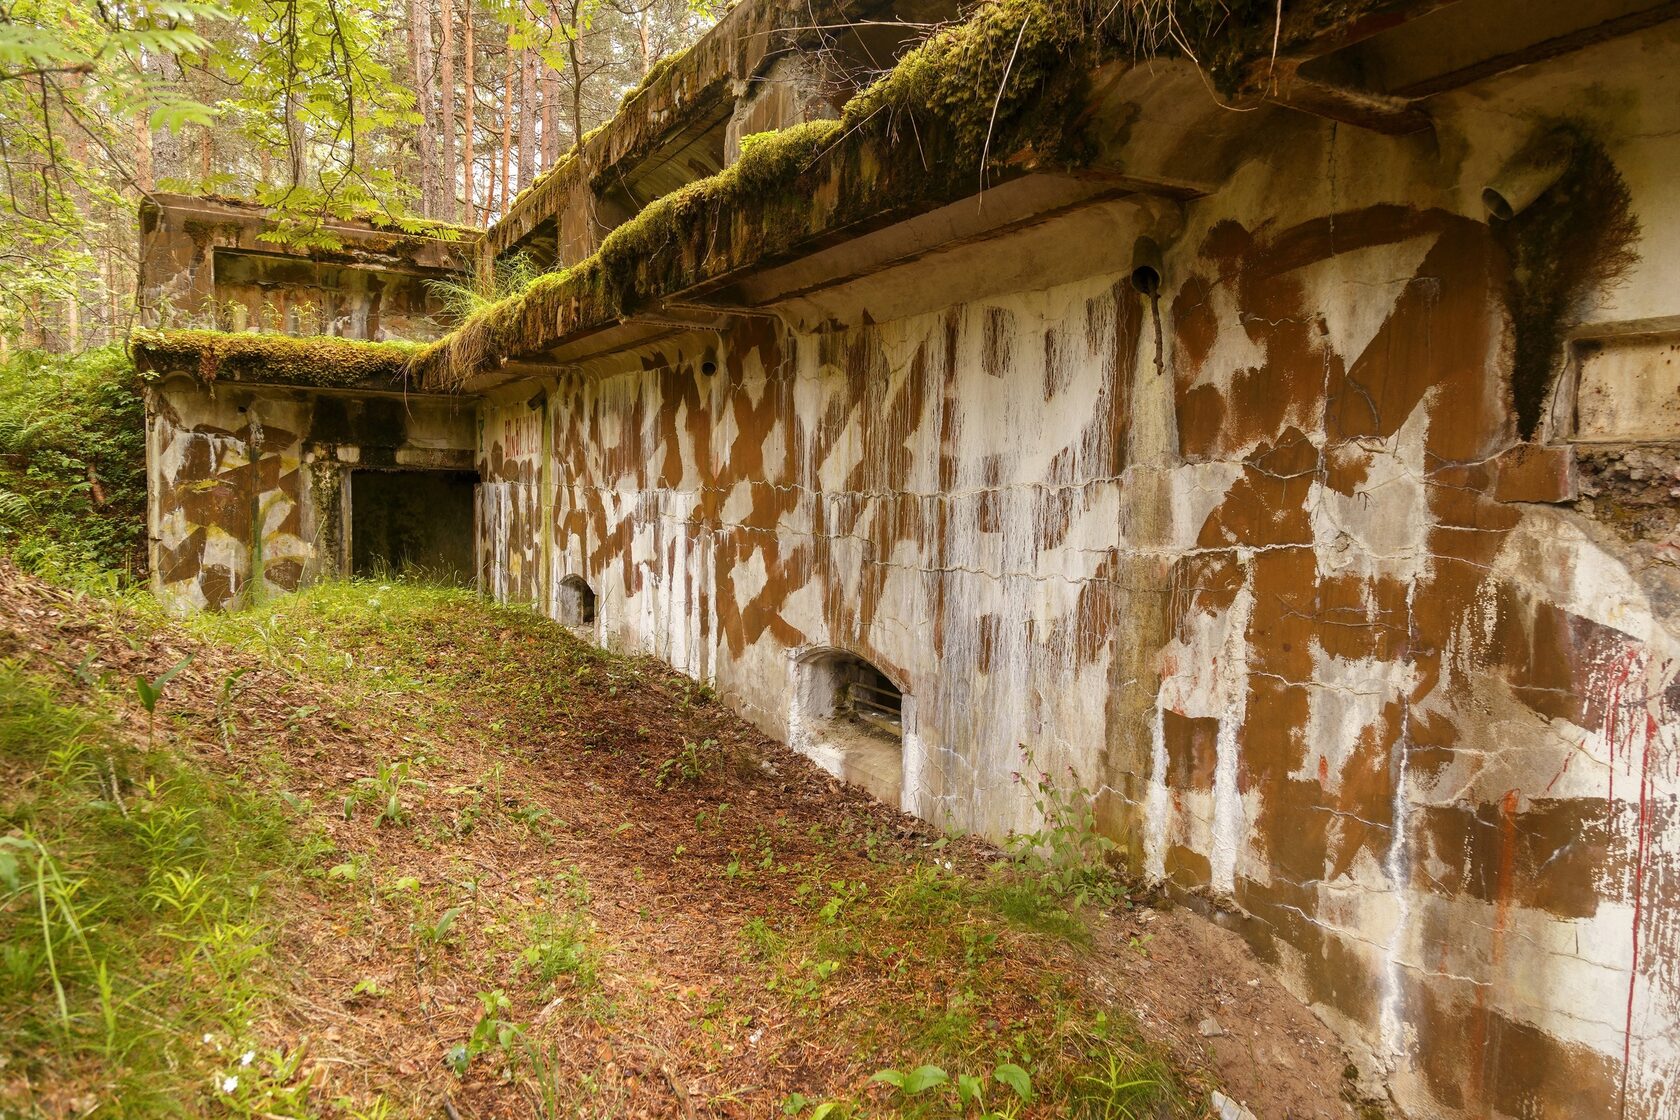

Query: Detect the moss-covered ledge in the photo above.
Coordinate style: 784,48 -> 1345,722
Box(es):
131,329 -> 423,391
418,0 -> 1415,390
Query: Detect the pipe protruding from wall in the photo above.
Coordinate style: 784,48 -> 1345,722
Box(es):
1131,236 -> 1164,297
1483,129 -> 1576,221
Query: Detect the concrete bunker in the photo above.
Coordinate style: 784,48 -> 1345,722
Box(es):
131,1 -> 1680,1113
349,469 -> 477,584
791,649 -> 905,806
557,574 -> 597,630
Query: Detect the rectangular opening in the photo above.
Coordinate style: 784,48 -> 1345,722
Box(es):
1571,330 -> 1680,442
350,470 -> 478,584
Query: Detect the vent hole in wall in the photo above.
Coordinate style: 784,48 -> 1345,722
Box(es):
793,650 -> 904,806
558,575 -> 597,629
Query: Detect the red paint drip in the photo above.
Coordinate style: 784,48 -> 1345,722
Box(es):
1604,649 -> 1639,811
1544,752 -> 1573,795
1617,702 -> 1659,1118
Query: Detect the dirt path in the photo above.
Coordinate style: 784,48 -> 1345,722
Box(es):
0,566 -> 1373,1119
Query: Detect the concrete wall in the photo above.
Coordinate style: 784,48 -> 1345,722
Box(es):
474,26 -> 1680,1120
138,194 -> 468,341
148,379 -> 476,611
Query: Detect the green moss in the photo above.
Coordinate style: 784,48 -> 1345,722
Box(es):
131,329 -> 423,389
620,46 -> 692,112
843,0 -> 1084,162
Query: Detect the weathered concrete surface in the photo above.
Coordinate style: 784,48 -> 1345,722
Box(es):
469,20 -> 1680,1120
484,0 -> 961,268
138,194 -> 471,341
147,378 -> 475,611
137,2 -> 1680,1117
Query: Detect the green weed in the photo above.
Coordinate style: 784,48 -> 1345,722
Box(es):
1001,748 -> 1122,913
656,737 -> 721,788
446,988 -> 523,1076
519,873 -> 597,991
0,664 -> 307,1112
343,757 -> 424,826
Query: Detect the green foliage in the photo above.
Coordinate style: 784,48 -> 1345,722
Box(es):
0,0 -> 425,342
655,737 -> 722,788
133,655 -> 191,717
511,867 -> 596,991
0,662 -> 315,1111
414,903 -> 465,948
867,1059 -> 1036,1117
343,757 -> 424,826
0,0 -> 222,339
446,987 -> 522,1076
0,345 -> 146,582
1003,749 -> 1120,911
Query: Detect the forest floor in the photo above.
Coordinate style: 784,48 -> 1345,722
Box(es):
0,563 -> 1372,1120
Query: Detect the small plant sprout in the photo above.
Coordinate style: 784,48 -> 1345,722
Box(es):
655,738 -> 722,788
134,655 -> 192,748
869,1061 -> 1034,1118
343,758 -> 423,826
415,904 -> 464,948
446,988 -> 522,1076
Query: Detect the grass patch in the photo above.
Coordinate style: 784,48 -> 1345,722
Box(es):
0,661 -> 326,1116
1,567 -> 1227,1116
747,849 -> 1189,1119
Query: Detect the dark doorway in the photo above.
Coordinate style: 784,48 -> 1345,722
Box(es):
351,470 -> 477,584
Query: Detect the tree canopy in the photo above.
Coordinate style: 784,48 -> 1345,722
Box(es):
0,0 -> 714,349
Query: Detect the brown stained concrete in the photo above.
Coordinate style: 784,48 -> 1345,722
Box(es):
468,36 -> 1680,1112
147,379 -> 476,612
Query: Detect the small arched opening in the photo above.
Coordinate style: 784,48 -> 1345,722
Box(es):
558,575 -> 597,630
791,649 -> 905,806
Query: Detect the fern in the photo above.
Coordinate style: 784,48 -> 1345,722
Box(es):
0,489 -> 29,524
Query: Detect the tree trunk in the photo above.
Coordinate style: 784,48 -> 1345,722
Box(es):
408,0 -> 438,216
541,12 -> 558,167
462,0 -> 475,223
518,46 -> 537,190
439,0 -> 456,221
134,113 -> 153,191
499,42 -> 514,215
639,8 -> 651,78
565,3 -> 584,157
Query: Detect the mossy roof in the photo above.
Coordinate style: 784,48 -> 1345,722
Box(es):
131,329 -> 422,390
139,0 -> 1406,393
413,0 -> 1403,390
